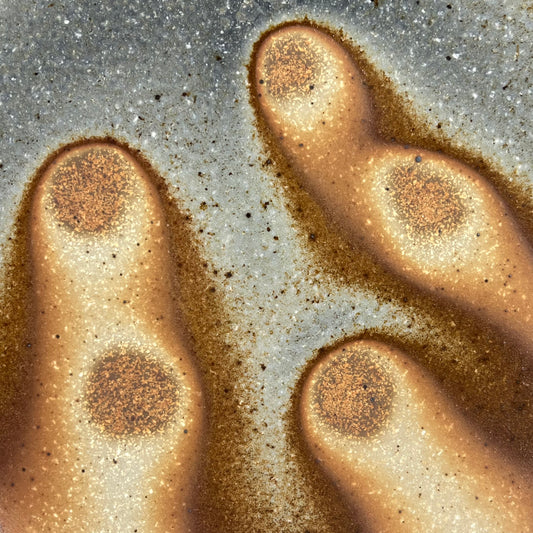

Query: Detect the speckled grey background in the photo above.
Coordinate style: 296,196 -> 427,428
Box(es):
1,0 -> 531,527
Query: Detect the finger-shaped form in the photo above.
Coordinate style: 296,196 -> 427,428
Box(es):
301,340 -> 533,532
0,143 -> 204,532
253,24 -> 375,167
252,24 -> 533,346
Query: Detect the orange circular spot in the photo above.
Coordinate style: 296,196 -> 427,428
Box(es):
49,146 -> 134,233
85,350 -> 179,437
312,348 -> 394,437
261,33 -> 321,99
386,162 -> 466,238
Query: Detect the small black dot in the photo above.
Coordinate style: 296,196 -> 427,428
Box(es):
415,155 -> 422,163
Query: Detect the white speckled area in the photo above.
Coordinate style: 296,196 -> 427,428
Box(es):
0,1 -> 532,531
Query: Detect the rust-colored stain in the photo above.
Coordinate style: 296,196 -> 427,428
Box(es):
312,346 -> 394,437
0,13 -> 531,532
85,349 -> 180,437
386,159 -> 466,239
250,19 -> 533,532
300,340 -> 533,531
260,33 -> 320,99
49,146 -> 133,233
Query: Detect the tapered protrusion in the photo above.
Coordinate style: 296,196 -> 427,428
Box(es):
301,340 -> 533,531
253,24 -> 375,172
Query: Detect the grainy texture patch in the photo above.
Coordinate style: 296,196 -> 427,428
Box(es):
387,161 -> 466,238
261,35 -> 320,99
313,348 -> 394,437
50,147 -> 133,233
85,349 -> 179,437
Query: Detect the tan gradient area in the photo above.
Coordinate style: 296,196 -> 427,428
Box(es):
312,347 -> 394,438
0,143 -> 204,532
252,24 -> 533,348
301,340 -> 533,532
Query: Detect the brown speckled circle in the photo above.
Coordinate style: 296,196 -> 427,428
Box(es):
49,146 -> 133,233
313,348 -> 395,437
386,162 -> 466,238
85,350 -> 180,437
261,34 -> 320,99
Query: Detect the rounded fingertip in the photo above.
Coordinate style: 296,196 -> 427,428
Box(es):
253,24 -> 373,141
302,341 -> 396,440
85,348 -> 181,438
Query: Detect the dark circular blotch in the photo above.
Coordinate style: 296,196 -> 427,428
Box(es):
313,348 -> 394,437
49,146 -> 133,233
387,163 -> 466,238
85,350 -> 179,437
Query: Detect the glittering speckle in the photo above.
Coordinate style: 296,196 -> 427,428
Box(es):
261,34 -> 320,99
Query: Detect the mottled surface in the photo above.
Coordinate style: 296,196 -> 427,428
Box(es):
386,159 -> 466,238
86,350 -> 180,437
311,346 -> 394,437
49,146 -> 134,233
260,33 -> 320,99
